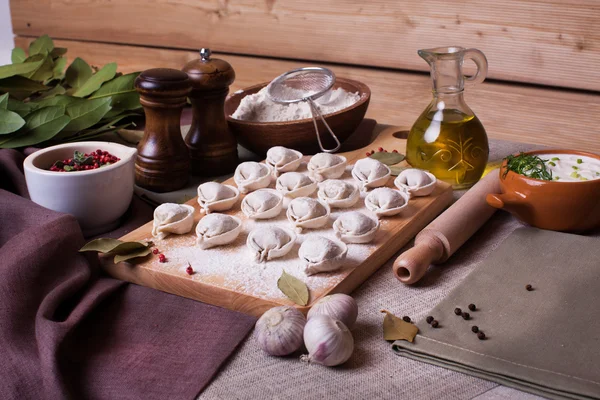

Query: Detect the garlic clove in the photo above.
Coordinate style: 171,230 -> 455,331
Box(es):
302,315 -> 354,367
307,294 -> 358,329
255,306 -> 306,356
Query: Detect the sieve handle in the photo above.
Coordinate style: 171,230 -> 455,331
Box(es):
307,98 -> 341,153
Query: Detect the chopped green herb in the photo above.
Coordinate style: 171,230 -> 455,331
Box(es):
551,157 -> 560,161
596,172 -> 600,176
570,171 -> 580,178
572,166 -> 579,170
580,177 -> 588,181
503,153 -> 553,180
554,176 -> 560,181
548,161 -> 556,167
577,158 -> 583,164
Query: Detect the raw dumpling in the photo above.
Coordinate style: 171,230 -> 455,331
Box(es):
234,161 -> 272,194
247,226 -> 296,263
299,236 -> 348,275
307,153 -> 347,182
351,157 -> 391,191
276,172 -> 317,198
394,168 -> 437,197
196,214 -> 242,249
241,189 -> 283,219
317,179 -> 360,209
266,146 -> 303,176
364,187 -> 409,217
333,211 -> 380,244
197,182 -> 240,214
286,197 -> 330,232
152,203 -> 195,240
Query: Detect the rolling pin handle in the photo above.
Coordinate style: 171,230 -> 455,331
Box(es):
393,235 -> 445,285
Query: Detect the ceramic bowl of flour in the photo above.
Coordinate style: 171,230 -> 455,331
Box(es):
225,77 -> 370,156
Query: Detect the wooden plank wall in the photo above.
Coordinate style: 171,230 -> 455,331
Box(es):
14,37 -> 600,154
10,0 -> 600,91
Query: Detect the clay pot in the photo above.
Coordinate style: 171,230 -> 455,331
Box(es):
486,149 -> 600,232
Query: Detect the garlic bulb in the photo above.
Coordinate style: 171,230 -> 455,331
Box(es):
307,294 -> 358,329
255,306 -> 306,356
302,315 -> 354,367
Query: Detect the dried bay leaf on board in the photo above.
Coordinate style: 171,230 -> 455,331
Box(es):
277,270 -> 309,306
113,247 -> 152,264
369,151 -> 406,165
381,310 -> 418,342
389,166 -> 408,176
79,238 -> 150,254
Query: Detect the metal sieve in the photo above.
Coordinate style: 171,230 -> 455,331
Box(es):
266,67 -> 341,153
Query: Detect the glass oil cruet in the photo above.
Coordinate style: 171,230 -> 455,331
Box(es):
406,46 -> 489,189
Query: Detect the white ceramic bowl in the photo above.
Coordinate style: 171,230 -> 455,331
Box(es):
23,141 -> 137,236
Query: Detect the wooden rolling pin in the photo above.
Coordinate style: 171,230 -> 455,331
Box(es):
393,170 -> 501,284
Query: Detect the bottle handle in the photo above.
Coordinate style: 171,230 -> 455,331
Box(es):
463,48 -> 488,85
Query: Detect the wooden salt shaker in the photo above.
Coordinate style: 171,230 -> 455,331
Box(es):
182,48 -> 238,175
134,68 -> 192,192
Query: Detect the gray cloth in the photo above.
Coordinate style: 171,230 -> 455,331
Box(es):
199,140 -> 555,399
394,228 -> 600,400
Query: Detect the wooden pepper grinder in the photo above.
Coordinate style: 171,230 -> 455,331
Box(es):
134,68 -> 192,192
182,48 -> 238,175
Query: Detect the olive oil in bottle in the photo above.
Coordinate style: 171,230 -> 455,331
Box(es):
406,108 -> 489,190
406,46 -> 490,189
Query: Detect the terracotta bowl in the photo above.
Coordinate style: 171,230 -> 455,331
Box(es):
486,149 -> 600,232
225,78 -> 370,156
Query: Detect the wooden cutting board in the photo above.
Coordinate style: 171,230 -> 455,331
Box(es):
102,126 -> 453,317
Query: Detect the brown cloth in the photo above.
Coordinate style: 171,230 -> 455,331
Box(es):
0,149 -> 256,400
393,227 -> 600,400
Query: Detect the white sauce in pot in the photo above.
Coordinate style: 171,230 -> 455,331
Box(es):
541,153 -> 600,182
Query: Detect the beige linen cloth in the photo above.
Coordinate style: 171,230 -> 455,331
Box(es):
200,140 -> 598,400
393,228 -> 600,400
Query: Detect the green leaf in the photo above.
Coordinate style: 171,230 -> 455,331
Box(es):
7,98 -> 36,117
277,270 -> 309,306
72,63 -> 117,97
62,97 -> 112,133
29,56 -> 55,82
49,47 -> 67,59
51,57 -> 67,80
0,55 -> 45,79
381,310 -> 418,342
34,94 -> 79,108
0,75 -> 49,98
11,47 -> 26,63
65,57 -> 93,89
0,93 -> 8,109
0,109 -> 26,134
0,106 -> 70,148
113,247 -> 152,264
36,84 -> 67,100
389,166 -> 408,176
369,151 -> 406,165
90,72 -> 141,109
73,150 -> 94,165
28,35 -> 54,56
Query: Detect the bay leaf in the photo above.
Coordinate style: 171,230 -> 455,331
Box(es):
49,47 -> 67,59
62,97 -> 112,133
90,72 -> 141,109
109,241 -> 150,255
28,35 -> 54,56
381,310 -> 418,342
34,94 -> 80,108
0,76 -> 49,99
11,47 -> 26,64
369,151 -> 406,165
7,98 -> 36,117
0,55 -> 45,80
65,57 -> 93,89
389,166 -> 408,176
0,109 -> 26,134
277,270 -> 309,306
29,56 -> 54,82
72,63 -> 117,98
36,85 -> 67,100
79,238 -> 124,253
64,122 -> 132,143
113,247 -> 152,264
0,106 -> 70,148
51,57 -> 67,80
0,93 -> 8,109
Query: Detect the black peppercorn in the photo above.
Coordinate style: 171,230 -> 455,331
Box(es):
431,320 -> 439,328
468,304 -> 476,311
462,312 -> 470,320
426,316 -> 434,324
477,331 -> 486,340
471,326 -> 479,333
402,316 -> 411,323
526,284 -> 533,291
454,308 -> 462,315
